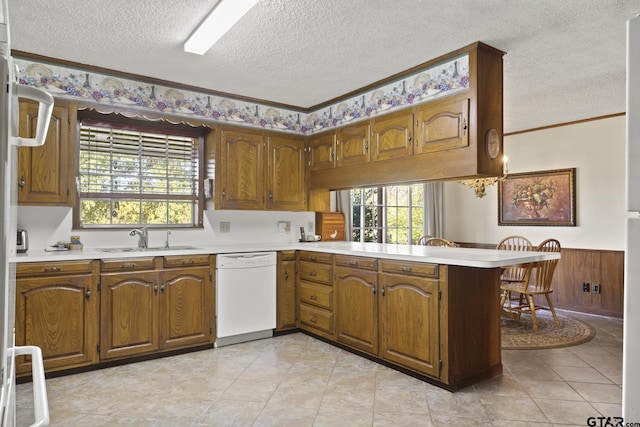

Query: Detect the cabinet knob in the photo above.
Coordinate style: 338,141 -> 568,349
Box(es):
160,282 -> 165,292
310,295 -> 318,300
19,176 -> 25,189
310,317 -> 318,323
43,267 -> 61,272
381,288 -> 386,296
284,271 -> 289,280
121,263 -> 135,269
269,191 -> 273,200
222,188 -> 226,198
462,118 -> 468,135
309,271 -> 317,277
154,282 -> 158,294
373,287 -> 377,295
85,287 -> 91,300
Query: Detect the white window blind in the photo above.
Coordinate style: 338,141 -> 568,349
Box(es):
78,120 -> 199,226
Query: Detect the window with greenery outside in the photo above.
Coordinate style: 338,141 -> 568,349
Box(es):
351,184 -> 425,245
77,118 -> 202,228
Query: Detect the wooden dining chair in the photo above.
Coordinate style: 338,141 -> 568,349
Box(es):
500,238 -> 562,334
423,237 -> 456,247
497,236 -> 534,317
416,235 -> 433,245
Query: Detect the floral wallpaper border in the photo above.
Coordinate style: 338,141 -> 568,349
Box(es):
15,54 -> 469,135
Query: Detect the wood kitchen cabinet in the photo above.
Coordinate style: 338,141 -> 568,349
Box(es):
297,251 -> 335,339
218,127 -> 265,210
217,126 -> 307,210
336,122 -> 370,167
276,251 -> 297,331
100,255 -> 212,360
17,100 -> 74,205
371,109 -> 414,162
15,260 -> 99,376
307,131 -> 336,171
414,97 -> 470,155
334,255 -> 378,355
378,260 -> 441,378
161,255 -> 214,349
266,134 -> 306,210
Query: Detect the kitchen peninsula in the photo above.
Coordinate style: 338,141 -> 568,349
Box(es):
11,242 -> 558,391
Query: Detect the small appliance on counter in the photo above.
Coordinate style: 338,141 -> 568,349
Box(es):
16,229 -> 27,253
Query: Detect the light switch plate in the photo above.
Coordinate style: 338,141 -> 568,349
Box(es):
220,222 -> 231,233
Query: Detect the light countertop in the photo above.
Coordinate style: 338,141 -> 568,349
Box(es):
11,241 -> 559,268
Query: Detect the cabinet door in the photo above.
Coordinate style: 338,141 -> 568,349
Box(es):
379,273 -> 440,378
218,128 -> 265,209
371,110 -> 414,161
267,134 -> 307,210
336,122 -> 370,167
100,271 -> 159,359
335,266 -> 378,355
161,266 -> 211,349
15,274 -> 97,375
308,132 -> 336,171
18,102 -> 69,205
415,98 -> 469,154
277,256 -> 297,331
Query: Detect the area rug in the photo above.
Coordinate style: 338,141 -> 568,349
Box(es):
501,310 -> 596,350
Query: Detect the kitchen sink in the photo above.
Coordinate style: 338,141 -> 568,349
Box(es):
98,246 -> 201,253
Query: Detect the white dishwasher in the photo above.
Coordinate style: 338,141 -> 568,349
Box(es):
215,252 -> 277,347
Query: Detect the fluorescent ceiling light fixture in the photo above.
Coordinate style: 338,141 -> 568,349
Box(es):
184,0 -> 259,55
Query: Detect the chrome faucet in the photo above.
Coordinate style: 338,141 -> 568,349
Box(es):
129,226 -> 149,249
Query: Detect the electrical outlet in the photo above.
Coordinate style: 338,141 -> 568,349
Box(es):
582,282 -> 590,292
277,221 -> 291,232
308,222 -> 314,233
593,284 -> 601,294
220,221 -> 231,233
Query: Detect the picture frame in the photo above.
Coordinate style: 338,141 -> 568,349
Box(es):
498,168 -> 576,226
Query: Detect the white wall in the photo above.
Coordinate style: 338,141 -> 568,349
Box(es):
17,206 -> 315,250
444,115 -> 626,250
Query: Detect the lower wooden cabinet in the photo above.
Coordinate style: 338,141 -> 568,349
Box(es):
335,257 -> 378,355
276,251 -> 297,331
297,251 -> 335,339
15,260 -> 99,375
378,270 -> 440,378
100,256 -> 213,360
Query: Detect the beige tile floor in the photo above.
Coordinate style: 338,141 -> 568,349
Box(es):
16,310 -> 623,426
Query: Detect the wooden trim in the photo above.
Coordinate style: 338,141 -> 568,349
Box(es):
505,112 -> 625,136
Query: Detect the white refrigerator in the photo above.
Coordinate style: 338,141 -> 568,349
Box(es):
0,0 -> 53,425
625,14 -> 640,421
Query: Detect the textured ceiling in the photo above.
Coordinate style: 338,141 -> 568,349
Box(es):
7,0 -> 640,133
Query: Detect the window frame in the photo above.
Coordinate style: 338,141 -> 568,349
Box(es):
72,111 -> 206,230
350,184 -> 426,244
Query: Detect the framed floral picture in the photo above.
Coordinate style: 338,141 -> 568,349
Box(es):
498,168 -> 576,226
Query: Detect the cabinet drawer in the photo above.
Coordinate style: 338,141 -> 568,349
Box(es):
17,260 -> 94,277
299,303 -> 334,334
101,257 -> 156,271
279,250 -> 297,261
299,282 -> 333,309
298,251 -> 333,264
379,259 -> 439,278
335,255 -> 377,270
163,254 -> 210,268
299,260 -> 333,285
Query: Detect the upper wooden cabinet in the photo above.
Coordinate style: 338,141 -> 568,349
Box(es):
415,98 -> 469,155
217,126 -> 307,211
267,134 -> 306,211
371,109 -> 414,162
18,100 -> 74,205
309,42 -> 505,190
336,122 -> 370,167
218,127 -> 265,210
308,131 -> 336,171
